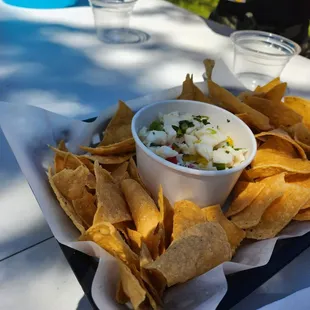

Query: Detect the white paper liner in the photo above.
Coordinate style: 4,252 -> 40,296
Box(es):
1,80 -> 310,310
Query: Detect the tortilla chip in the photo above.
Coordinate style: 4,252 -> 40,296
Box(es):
127,228 -> 143,254
255,77 -> 281,93
54,140 -> 68,173
115,280 -> 129,304
239,169 -> 253,182
293,208 -> 310,221
145,222 -> 231,287
72,190 -> 96,228
207,80 -> 272,131
81,153 -> 134,165
244,96 -> 302,128
285,174 -> 310,209
139,243 -> 164,306
114,221 -> 132,242
250,137 -> 310,176
80,138 -> 135,155
177,74 -> 209,102
284,96 -> 310,126
158,185 -> 174,249
117,261 -> 147,310
172,200 -> 206,241
50,146 -> 85,172
111,161 -> 129,184
235,113 -> 253,128
203,58 -> 215,80
78,156 -> 94,173
128,158 -> 149,193
47,167 -> 85,233
255,128 -> 307,159
231,173 -> 286,229
203,205 -> 245,254
93,162 -> 131,224
247,166 -> 287,179
246,183 -> 310,239
121,179 -> 160,256
80,222 -> 139,267
226,181 -> 265,217
52,165 -> 91,201
100,100 -> 134,146
264,82 -> 287,104
290,123 -> 310,154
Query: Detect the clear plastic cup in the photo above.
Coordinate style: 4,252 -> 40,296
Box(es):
89,0 -> 148,44
230,30 -> 301,90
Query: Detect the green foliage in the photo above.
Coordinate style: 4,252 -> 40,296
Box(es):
168,0 -> 310,36
167,0 -> 219,18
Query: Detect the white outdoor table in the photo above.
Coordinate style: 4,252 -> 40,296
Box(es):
1,0 -> 310,309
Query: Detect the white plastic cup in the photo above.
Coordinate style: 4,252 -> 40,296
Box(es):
230,30 -> 301,90
89,0 -> 138,44
132,100 -> 257,207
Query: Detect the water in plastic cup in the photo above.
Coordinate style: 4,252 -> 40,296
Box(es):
230,31 -> 301,90
90,0 -> 147,44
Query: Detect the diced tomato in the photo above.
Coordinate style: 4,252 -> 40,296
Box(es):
166,156 -> 178,164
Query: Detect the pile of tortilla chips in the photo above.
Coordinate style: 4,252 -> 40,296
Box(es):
203,59 -> 310,239
47,59 -> 310,309
48,99 -> 239,309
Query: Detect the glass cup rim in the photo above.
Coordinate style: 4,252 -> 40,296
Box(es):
230,30 -> 301,58
90,0 -> 137,4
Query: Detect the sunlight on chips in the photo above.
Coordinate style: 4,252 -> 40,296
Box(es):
178,74 -> 209,102
121,179 -> 160,257
208,80 -> 272,131
255,77 -> 281,93
72,190 -> 96,229
231,173 -> 286,229
52,165 -> 92,201
255,128 -> 307,159
80,222 -> 139,268
290,123 -> 310,154
294,208 -> 310,221
81,153 -> 134,165
264,82 -> 287,104
172,200 -> 206,241
244,96 -> 302,128
145,222 -> 231,287
284,96 -> 310,126
100,100 -> 134,146
203,205 -> 245,255
118,261 -> 148,310
246,183 -> 310,239
111,161 -> 129,184
93,161 -> 132,224
80,138 -> 135,155
226,181 -> 265,217
48,167 -> 85,233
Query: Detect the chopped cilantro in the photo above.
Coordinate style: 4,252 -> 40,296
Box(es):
172,143 -> 181,152
193,115 -> 209,123
150,143 -> 160,147
213,163 -> 226,170
225,150 -> 230,154
172,120 -> 195,137
227,119 -> 231,123
172,125 -> 183,138
149,120 -> 164,131
206,128 -> 217,134
179,120 -> 194,132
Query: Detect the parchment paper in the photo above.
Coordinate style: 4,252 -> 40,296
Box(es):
1,81 -> 310,310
